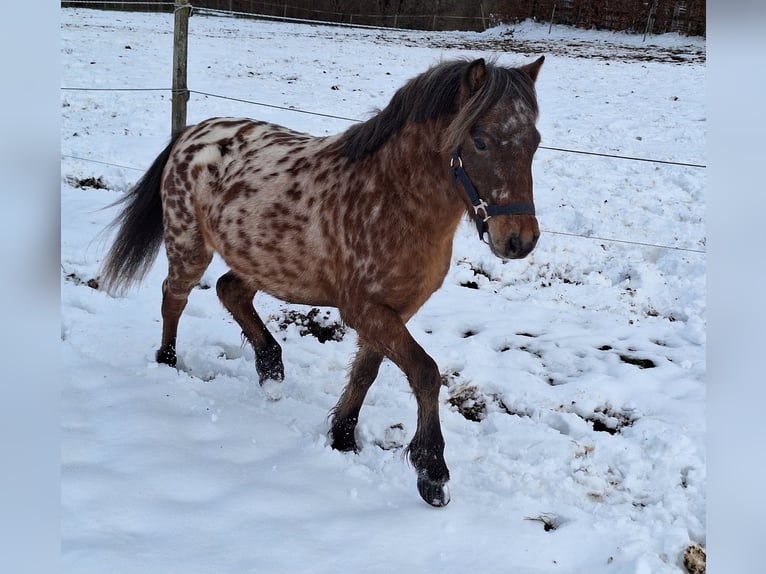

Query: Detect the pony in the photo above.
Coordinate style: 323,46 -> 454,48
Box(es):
100,56 -> 544,506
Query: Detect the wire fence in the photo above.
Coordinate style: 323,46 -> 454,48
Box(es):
61,148 -> 706,256
59,144 -> 708,256
60,85 -> 707,170
60,6 -> 706,255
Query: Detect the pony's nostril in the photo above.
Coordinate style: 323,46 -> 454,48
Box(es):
507,235 -> 521,256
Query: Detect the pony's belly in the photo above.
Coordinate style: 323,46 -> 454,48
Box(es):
217,245 -> 335,307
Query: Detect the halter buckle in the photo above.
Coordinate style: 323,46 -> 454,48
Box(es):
473,199 -> 491,222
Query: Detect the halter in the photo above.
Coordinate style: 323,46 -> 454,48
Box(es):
449,148 -> 536,241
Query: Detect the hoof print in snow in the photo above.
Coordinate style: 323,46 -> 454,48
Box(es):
443,372 -> 530,423
447,385 -> 487,422
525,513 -> 561,532
683,543 -> 706,574
619,354 -> 656,369
373,423 -> 406,451
516,331 -> 538,338
583,405 -> 636,435
276,307 -> 346,343
599,345 -> 656,369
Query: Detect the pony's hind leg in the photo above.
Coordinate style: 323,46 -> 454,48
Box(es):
216,271 -> 284,384
156,239 -> 213,367
330,344 -> 384,452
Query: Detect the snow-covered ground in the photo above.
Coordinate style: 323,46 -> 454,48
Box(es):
61,8 -> 705,573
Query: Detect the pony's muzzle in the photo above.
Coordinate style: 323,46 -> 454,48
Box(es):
504,232 -> 538,259
487,229 -> 538,259
488,215 -> 539,259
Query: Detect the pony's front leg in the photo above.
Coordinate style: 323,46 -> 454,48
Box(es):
342,304 -> 450,507
404,370 -> 450,508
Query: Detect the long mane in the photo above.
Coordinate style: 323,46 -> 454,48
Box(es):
340,59 -> 539,162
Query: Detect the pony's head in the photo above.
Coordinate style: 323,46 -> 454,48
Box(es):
446,57 -> 544,260
341,56 -> 544,260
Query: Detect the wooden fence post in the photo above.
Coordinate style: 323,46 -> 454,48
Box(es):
172,0 -> 191,134
549,1 -> 557,34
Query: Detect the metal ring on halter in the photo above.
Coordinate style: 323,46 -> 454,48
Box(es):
473,199 -> 491,222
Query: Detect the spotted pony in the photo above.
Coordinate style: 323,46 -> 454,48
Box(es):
100,56 -> 545,506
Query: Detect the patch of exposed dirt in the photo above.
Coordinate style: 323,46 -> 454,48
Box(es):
276,307 -> 346,343
66,175 -> 109,190
64,271 -> 100,289
683,543 -> 706,574
443,370 -> 638,436
374,29 -> 705,64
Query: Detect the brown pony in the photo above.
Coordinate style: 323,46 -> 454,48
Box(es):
100,56 -> 544,506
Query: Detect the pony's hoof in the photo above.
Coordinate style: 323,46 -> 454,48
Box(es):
256,364 -> 284,385
417,473 -> 451,507
255,346 -> 284,383
329,417 -> 359,452
156,346 -> 177,367
330,436 -> 358,453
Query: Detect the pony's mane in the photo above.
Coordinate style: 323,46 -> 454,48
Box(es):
341,59 -> 539,161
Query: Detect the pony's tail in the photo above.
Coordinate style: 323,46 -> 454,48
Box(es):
99,132 -> 183,295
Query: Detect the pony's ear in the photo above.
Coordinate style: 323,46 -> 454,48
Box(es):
520,56 -> 545,83
462,58 -> 487,97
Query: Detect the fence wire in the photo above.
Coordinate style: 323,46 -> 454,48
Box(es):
62,147 -> 707,255
60,85 -> 706,170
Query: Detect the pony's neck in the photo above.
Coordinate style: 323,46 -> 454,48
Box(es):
378,118 -> 467,228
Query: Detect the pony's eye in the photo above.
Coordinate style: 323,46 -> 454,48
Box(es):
473,137 -> 488,151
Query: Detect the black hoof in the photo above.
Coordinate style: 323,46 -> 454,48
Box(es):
156,346 -> 177,367
417,472 -> 451,507
330,417 -> 358,452
257,369 -> 284,386
255,345 -> 284,384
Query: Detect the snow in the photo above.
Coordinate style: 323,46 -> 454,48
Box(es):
61,8 -> 705,573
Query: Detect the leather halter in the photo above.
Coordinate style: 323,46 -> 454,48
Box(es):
450,148 -> 536,240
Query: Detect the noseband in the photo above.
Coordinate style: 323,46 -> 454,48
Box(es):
449,149 -> 536,240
